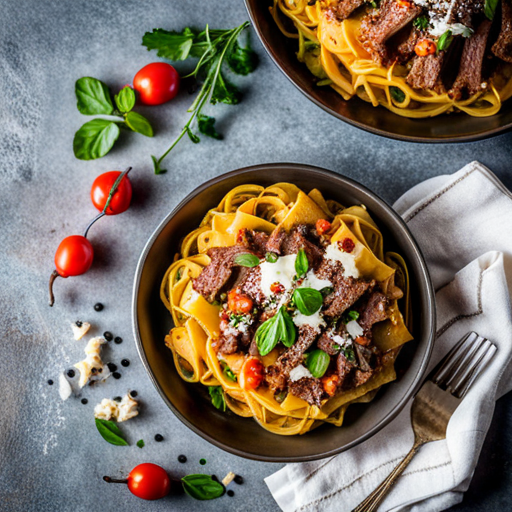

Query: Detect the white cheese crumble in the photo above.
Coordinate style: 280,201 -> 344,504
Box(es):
222,472 -> 235,486
301,270 -> 332,291
94,393 -> 139,422
430,18 -> 473,37
325,243 -> 360,278
71,321 -> 91,340
289,364 -> 313,382
332,333 -> 351,347
59,373 -> 73,401
346,320 -> 364,339
293,310 -> 326,331
259,254 -> 297,297
74,336 -> 111,388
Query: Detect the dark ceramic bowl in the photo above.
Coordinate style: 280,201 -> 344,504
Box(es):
244,0 -> 512,143
132,164 -> 435,462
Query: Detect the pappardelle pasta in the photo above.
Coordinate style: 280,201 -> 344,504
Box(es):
161,183 -> 413,435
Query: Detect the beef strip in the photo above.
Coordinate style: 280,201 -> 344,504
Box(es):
232,266 -> 266,303
354,343 -> 377,372
316,332 -> 343,356
395,26 -> 420,63
289,377 -> 326,407
492,0 -> 512,63
323,274 -> 375,318
358,291 -> 389,333
450,20 -> 492,99
359,0 -> 422,65
407,52 -> 446,93
353,369 -> 375,387
193,245 -> 260,302
217,322 -> 255,355
330,0 -> 366,21
266,227 -> 288,254
336,351 -> 356,388
267,226 -> 324,268
265,325 -> 319,393
447,0 -> 485,26
241,229 -> 270,254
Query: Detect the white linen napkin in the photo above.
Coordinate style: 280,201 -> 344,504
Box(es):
266,161 -> 512,512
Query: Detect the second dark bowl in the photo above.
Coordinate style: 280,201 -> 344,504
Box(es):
132,164 -> 435,462
244,0 -> 512,143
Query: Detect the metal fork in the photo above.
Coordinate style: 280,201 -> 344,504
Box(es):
352,332 -> 497,512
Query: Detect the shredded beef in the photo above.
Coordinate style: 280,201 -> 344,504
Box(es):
407,52 -> 446,93
336,352 -> 356,388
233,266 -> 266,303
242,229 -> 270,254
330,0 -> 366,21
266,227 -> 288,254
193,245 -> 260,302
450,20 -> 492,99
359,0 -> 422,65
358,292 -> 389,333
289,377 -> 326,407
218,323 -> 255,355
492,0 -> 512,63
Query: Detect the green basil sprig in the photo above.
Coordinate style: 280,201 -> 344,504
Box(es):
234,253 -> 260,268
306,349 -> 330,378
484,0 -> 499,20
293,288 -> 323,316
181,474 -> 225,500
437,30 -> 453,53
197,114 -> 223,140
95,418 -> 129,446
73,77 -> 153,160
295,248 -> 308,278
208,386 -> 226,411
256,306 -> 296,356
265,252 -> 279,263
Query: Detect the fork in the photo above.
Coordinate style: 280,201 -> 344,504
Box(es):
352,332 -> 497,512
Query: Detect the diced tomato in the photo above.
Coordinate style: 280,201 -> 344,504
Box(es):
240,358 -> 265,390
236,229 -> 246,244
227,290 -> 253,314
355,336 -> 370,346
321,373 -> 340,396
339,237 -> 356,253
414,39 -> 436,57
396,0 -> 411,7
270,282 -> 285,294
315,218 -> 332,235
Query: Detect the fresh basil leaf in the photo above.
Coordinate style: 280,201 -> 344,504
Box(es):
255,306 -> 296,355
234,253 -> 260,267
125,111 -> 154,137
211,70 -> 240,105
227,40 -> 258,75
484,0 -> 499,20
142,27 -> 196,60
95,418 -> 129,446
437,30 -> 453,52
320,286 -> 334,297
413,15 -> 429,30
343,345 -> 356,363
136,439 -> 145,449
181,474 -> 225,500
390,87 -> 406,104
151,155 -> 167,175
221,361 -> 237,382
114,86 -> 136,113
295,248 -> 308,278
73,119 -> 120,160
342,310 -> 360,324
208,386 -> 226,411
198,114 -> 223,140
75,77 -> 114,115
265,252 -> 279,263
293,288 -> 323,316
306,349 -> 330,378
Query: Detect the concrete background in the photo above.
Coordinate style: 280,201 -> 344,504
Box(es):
0,0 -> 511,510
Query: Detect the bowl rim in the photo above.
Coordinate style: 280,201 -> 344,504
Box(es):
132,163 -> 436,462
243,0 -> 512,144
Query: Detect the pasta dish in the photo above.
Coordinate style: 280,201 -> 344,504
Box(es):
161,183 -> 413,435
271,0 -> 512,118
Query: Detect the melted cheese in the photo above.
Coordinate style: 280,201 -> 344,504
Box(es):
293,310 -> 326,331
325,243 -> 360,278
260,254 -> 297,297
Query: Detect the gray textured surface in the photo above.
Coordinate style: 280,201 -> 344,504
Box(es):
0,0 -> 511,510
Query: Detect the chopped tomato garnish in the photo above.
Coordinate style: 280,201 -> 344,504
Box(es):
339,237 -> 356,253
321,373 -> 340,396
227,290 -> 253,314
236,228 -> 246,244
240,358 -> 265,390
396,0 -> 411,6
270,282 -> 285,294
355,336 -> 370,346
414,39 -> 436,57
315,218 -> 332,235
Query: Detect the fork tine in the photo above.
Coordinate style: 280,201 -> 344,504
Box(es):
432,332 -> 480,386
445,337 -> 489,390
456,343 -> 497,399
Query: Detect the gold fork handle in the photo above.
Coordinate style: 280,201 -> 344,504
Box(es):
352,440 -> 424,512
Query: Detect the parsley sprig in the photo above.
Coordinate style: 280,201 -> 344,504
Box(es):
142,22 -> 258,174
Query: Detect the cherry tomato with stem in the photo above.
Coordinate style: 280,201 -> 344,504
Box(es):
103,463 -> 172,501
91,170 -> 132,215
133,62 -> 180,106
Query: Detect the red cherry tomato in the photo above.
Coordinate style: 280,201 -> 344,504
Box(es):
127,463 -> 171,501
91,171 -> 132,215
54,235 -> 94,277
270,282 -> 285,294
227,290 -> 253,314
315,218 -> 332,235
133,63 -> 180,105
240,357 -> 265,390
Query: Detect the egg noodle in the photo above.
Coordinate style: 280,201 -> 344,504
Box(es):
271,0 -> 512,118
161,183 -> 413,435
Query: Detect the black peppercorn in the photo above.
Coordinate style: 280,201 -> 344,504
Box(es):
178,454 -> 187,463
121,359 -> 130,367
114,336 -> 123,344
234,475 -> 244,485
112,372 -> 121,379
103,331 -> 113,341
81,398 -> 88,405
94,303 -> 104,311
47,379 -> 54,385
66,369 -> 75,378
154,434 -> 164,442
113,396 -> 122,402
75,320 -> 83,327
129,390 -> 138,398
107,362 -> 117,373
227,490 -> 235,497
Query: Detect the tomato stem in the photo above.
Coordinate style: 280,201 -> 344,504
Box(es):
102,167 -> 132,215
83,212 -> 105,238
48,270 -> 59,307
103,476 -> 128,484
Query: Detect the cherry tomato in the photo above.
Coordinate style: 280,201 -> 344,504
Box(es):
227,290 -> 253,314
239,358 -> 265,390
127,463 -> 171,500
315,218 -> 332,235
55,235 -> 94,277
133,62 -> 180,105
91,171 -> 132,215
321,373 -> 340,396
270,282 -> 285,294
414,39 -> 436,57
